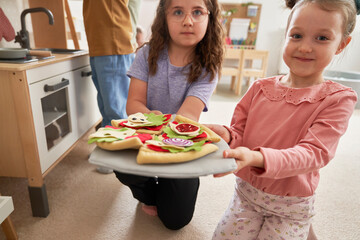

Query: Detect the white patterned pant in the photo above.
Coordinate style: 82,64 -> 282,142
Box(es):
212,178 -> 316,240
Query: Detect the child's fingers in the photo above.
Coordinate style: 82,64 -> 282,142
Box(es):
223,149 -> 248,172
213,171 -> 232,178
150,110 -> 163,115
223,149 -> 238,159
214,149 -> 244,178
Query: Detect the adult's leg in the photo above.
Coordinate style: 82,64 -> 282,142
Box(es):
90,54 -> 134,173
114,171 -> 157,206
89,57 -> 105,124
90,54 -> 134,127
156,178 -> 200,230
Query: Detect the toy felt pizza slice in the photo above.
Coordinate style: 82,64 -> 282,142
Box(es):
111,112 -> 172,135
88,127 -> 153,151
137,115 -> 221,164
162,115 -> 221,143
136,136 -> 219,164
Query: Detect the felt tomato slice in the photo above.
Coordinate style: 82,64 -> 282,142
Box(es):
147,145 -> 170,152
175,123 -> 199,133
125,133 -> 153,143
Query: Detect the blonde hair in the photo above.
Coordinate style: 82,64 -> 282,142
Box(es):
285,0 -> 357,40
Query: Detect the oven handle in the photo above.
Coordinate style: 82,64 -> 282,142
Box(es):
44,78 -> 69,92
81,70 -> 92,77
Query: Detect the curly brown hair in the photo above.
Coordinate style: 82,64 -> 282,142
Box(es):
147,0 -> 224,83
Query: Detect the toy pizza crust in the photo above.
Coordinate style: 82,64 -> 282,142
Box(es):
136,114 -> 222,164
173,115 -> 221,143
96,137 -> 143,151
88,113 -> 222,165
136,143 -> 219,164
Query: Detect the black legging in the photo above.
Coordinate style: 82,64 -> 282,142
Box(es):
114,171 -> 200,230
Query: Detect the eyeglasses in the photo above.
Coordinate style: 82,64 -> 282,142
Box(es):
167,9 -> 210,23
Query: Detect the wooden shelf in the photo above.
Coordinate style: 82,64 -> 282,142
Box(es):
221,3 -> 262,46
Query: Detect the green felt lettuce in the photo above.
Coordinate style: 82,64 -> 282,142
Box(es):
144,113 -> 166,126
87,128 -> 132,144
88,137 -> 119,144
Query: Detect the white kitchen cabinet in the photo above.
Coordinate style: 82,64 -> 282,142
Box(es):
0,196 -> 17,239
0,53 -> 101,217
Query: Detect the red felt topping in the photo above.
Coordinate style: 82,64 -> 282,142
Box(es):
103,126 -> 152,143
105,125 -> 117,129
195,132 -> 207,138
147,145 -> 170,152
125,134 -> 153,143
175,123 -> 199,133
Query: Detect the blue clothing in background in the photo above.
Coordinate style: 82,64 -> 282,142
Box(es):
90,54 -> 134,126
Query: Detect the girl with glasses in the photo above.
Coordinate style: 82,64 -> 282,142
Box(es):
113,0 -> 224,230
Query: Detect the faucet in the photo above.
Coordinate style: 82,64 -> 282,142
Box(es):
15,7 -> 54,49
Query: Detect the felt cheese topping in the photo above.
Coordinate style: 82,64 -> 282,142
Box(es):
122,112 -> 170,128
128,113 -> 150,123
89,128 -> 136,139
124,113 -> 151,127
169,122 -> 200,136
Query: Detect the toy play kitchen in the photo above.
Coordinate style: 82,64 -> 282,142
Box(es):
0,3 -> 101,218
0,48 -> 53,63
0,7 -> 55,63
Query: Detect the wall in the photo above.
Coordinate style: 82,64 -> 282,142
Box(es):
138,0 -> 360,75
137,0 -> 158,41
1,0 -> 359,74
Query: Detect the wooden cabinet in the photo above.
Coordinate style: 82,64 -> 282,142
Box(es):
0,53 -> 101,217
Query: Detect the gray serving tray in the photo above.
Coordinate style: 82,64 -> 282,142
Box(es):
88,138 -> 237,178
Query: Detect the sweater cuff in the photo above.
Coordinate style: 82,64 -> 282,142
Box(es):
223,125 -> 232,145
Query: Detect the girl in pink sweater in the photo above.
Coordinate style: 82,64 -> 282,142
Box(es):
209,0 -> 358,239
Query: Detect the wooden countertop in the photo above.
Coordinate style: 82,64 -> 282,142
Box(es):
0,51 -> 88,72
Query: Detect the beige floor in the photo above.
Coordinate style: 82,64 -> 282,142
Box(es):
1,82 -> 359,240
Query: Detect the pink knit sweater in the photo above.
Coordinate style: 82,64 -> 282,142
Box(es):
228,76 -> 357,197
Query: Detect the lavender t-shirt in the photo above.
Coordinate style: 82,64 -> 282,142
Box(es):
127,44 -> 218,114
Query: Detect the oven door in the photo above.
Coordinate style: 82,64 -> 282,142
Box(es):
29,72 -> 78,173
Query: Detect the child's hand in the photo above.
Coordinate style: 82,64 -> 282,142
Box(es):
214,147 -> 264,178
203,124 -> 231,143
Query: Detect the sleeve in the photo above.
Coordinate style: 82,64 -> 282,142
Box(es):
251,90 -> 357,179
227,83 -> 257,148
127,44 -> 149,82
187,72 -> 218,112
